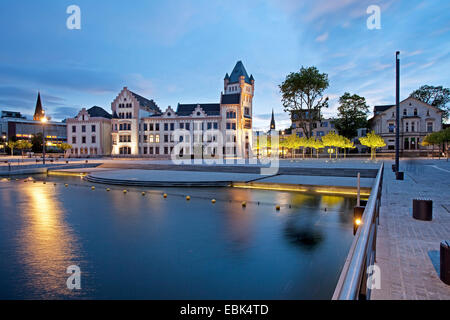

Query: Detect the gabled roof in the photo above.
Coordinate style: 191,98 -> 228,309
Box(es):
374,104 -> 395,114
176,103 -> 221,116
221,93 -> 240,104
228,61 -> 252,84
87,106 -> 112,119
129,90 -> 161,114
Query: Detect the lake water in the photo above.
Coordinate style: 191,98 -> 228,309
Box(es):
0,175 -> 358,299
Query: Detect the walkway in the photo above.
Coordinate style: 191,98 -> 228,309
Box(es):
373,159 -> 450,300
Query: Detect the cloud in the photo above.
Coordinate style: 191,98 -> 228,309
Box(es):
315,32 -> 329,42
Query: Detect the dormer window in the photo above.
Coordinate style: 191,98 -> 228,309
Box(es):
414,108 -> 418,116
403,109 -> 407,116
167,112 -> 171,117
197,112 -> 201,116
427,110 -> 430,116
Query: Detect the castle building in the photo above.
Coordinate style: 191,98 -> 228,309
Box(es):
110,61 -> 255,158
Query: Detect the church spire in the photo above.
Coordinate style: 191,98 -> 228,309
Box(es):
33,92 -> 45,121
270,109 -> 276,130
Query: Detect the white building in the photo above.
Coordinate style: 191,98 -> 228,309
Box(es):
111,61 -> 255,158
66,107 -> 112,156
291,113 -> 337,138
370,97 -> 443,153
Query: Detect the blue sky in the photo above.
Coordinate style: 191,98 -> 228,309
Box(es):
0,0 -> 449,130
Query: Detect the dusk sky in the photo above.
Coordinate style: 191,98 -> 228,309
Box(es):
0,0 -> 449,130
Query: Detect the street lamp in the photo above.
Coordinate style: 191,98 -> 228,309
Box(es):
41,117 -> 48,164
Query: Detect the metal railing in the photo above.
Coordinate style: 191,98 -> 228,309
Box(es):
332,162 -> 384,300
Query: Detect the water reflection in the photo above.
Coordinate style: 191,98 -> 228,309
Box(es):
18,183 -> 81,299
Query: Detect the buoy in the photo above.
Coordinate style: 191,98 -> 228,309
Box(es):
91,186 -> 95,190
123,190 -> 127,194
276,205 -> 281,211
242,201 -> 247,207
211,199 -> 216,204
106,188 -> 111,192
142,192 -> 146,196
163,193 -> 167,198
186,196 -> 191,201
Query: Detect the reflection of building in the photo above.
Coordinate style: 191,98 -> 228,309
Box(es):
370,97 -> 443,153
111,61 -> 255,158
66,107 -> 112,156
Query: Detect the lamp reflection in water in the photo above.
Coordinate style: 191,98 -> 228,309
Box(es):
18,183 -> 82,298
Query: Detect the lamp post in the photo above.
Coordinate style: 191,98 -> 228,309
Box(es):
395,51 -> 400,173
41,117 -> 48,165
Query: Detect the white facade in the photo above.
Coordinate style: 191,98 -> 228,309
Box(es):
371,97 -> 443,152
111,61 -> 255,158
66,108 -> 112,156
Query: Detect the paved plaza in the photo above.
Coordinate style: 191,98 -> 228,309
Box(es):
373,159 -> 450,300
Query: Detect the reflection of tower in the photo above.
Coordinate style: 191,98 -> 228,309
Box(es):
270,109 -> 276,131
33,92 -> 45,121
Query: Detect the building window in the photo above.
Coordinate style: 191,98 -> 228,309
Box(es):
227,111 -> 236,119
92,136 -> 96,144
92,125 -> 96,132
143,147 -> 148,155
244,107 -> 250,116
144,123 -> 148,131
388,123 -> 395,133
207,122 -> 212,130
213,122 -> 218,130
82,125 -> 86,133
403,109 -> 407,116
170,123 -> 175,131
411,122 -> 415,132
155,147 -> 160,155
186,123 -> 190,131
155,134 -> 160,143
72,126 -> 76,133
143,135 -> 148,143
405,122 -> 409,132
427,122 -> 433,132
164,147 -> 169,155
82,136 -> 86,144
164,135 -> 169,143
164,123 -> 168,131
404,138 -> 409,150
72,137 -> 76,144
180,123 -> 184,129
149,135 -> 154,143
149,147 -> 154,155
414,108 -> 418,116
155,123 -> 160,131
149,123 -> 154,131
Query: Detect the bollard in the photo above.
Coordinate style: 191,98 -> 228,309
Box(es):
441,241 -> 450,285
413,199 -> 433,221
396,171 -> 404,180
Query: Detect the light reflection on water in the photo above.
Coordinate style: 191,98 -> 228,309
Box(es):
0,176 -> 357,300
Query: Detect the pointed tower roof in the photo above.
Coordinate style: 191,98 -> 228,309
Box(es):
224,73 -> 230,80
229,61 -> 251,84
270,109 -> 276,130
33,92 -> 45,121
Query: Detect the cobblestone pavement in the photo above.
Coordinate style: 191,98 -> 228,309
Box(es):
372,159 -> 450,300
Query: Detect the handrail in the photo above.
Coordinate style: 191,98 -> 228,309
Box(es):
332,162 -> 384,300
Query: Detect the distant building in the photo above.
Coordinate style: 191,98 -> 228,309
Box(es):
111,61 -> 255,158
370,97 -> 443,153
0,93 -> 66,146
290,110 -> 337,138
66,106 -> 112,156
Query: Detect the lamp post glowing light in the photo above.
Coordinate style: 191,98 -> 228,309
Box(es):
41,117 -> 48,165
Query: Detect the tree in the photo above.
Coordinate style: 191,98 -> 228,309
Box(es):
280,134 -> 301,158
333,92 -> 369,139
410,85 -> 450,121
321,131 -> 341,160
341,137 -> 356,159
422,127 -> 450,159
359,131 -> 386,160
309,138 -> 324,159
31,133 -> 43,153
6,140 -> 19,156
59,143 -> 73,155
16,140 -> 32,157
297,137 -> 309,159
280,66 -> 329,139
